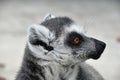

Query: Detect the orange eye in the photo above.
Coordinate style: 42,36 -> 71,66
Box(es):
73,37 -> 80,44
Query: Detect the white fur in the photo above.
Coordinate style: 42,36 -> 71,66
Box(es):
27,24 -> 56,60
44,13 -> 56,21
65,24 -> 83,34
27,24 -> 54,43
37,61 -> 80,80
66,65 -> 79,80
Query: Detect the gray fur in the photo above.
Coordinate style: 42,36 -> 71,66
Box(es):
41,17 -> 73,38
15,45 -> 104,80
15,15 -> 106,80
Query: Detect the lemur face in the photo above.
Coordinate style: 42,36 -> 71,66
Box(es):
27,14 -> 106,65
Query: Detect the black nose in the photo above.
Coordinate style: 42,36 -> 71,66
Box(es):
89,38 -> 106,59
95,39 -> 106,55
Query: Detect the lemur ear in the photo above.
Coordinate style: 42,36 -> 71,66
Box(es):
27,24 -> 55,45
43,13 -> 56,21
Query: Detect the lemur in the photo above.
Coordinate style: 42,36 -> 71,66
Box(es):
15,14 -> 106,80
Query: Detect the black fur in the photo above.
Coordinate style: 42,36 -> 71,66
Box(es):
30,39 -> 54,51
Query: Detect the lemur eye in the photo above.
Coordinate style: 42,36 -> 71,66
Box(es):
73,37 -> 80,44
66,32 -> 84,47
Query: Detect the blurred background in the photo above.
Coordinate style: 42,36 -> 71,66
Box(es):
0,0 -> 120,80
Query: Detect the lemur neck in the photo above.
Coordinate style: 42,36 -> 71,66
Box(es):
22,45 -> 79,80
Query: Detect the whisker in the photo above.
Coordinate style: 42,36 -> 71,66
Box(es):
82,16 -> 96,33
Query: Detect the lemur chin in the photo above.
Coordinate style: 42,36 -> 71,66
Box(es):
15,14 -> 106,80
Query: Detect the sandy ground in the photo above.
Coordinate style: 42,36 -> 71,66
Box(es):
0,0 -> 120,80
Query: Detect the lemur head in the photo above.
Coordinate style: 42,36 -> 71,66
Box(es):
27,14 -> 106,66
